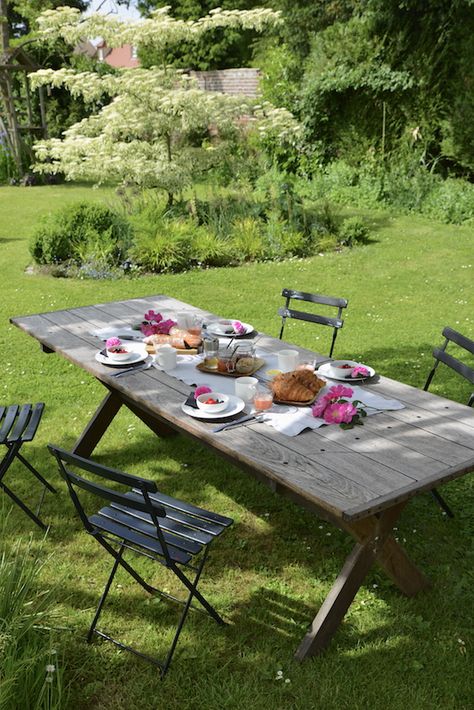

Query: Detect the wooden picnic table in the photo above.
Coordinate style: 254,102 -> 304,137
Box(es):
11,294 -> 474,661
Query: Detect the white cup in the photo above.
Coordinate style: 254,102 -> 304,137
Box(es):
155,344 -> 177,370
235,376 -> 258,402
278,349 -> 299,372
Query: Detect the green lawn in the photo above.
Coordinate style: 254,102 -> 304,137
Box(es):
1,184 -> 473,710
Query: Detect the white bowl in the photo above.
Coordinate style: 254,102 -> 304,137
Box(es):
196,392 -> 229,413
327,360 -> 358,378
107,347 -> 133,363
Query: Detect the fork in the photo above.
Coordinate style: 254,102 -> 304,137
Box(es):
111,360 -> 153,378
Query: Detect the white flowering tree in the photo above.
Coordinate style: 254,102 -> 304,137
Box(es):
30,6 -> 301,204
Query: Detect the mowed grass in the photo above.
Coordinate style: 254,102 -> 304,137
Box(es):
1,184 -> 473,710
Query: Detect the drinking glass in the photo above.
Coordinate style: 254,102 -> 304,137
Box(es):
188,314 -> 203,337
203,336 -> 219,369
253,386 -> 273,414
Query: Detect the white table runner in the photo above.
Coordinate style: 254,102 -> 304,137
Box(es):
155,350 -> 405,436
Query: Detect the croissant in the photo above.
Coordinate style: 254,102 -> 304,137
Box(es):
271,369 -> 325,402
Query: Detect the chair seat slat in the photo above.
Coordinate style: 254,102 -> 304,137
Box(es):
111,501 -> 221,544
131,488 -> 233,528
99,505 -> 203,554
21,403 -> 45,442
0,405 -> 19,444
8,404 -> 33,443
89,513 -> 192,565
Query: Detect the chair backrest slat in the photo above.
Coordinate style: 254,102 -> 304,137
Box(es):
278,307 -> 343,330
424,326 -> 474,404
442,327 -> 474,356
281,288 -> 348,309
7,404 -> 32,443
48,445 -> 157,491
65,469 -> 166,517
433,348 -> 474,385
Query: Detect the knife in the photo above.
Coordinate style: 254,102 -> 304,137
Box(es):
212,414 -> 256,433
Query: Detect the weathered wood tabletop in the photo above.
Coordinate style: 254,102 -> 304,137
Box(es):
11,294 -> 474,660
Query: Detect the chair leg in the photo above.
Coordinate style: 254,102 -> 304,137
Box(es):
88,544 -> 124,643
431,488 -> 454,518
0,480 -> 48,530
16,452 -> 57,493
328,329 -> 338,359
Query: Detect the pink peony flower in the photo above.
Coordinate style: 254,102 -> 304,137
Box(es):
322,402 -> 345,424
194,385 -> 212,399
106,337 -> 121,348
351,365 -> 370,378
327,384 -> 353,400
311,397 -> 328,418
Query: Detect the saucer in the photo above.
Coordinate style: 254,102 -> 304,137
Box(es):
317,362 -> 375,382
206,320 -> 253,338
181,394 -> 245,420
95,350 -> 148,367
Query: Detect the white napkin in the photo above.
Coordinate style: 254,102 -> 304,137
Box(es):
260,385 -> 405,436
155,354 -> 240,396
91,326 -> 144,342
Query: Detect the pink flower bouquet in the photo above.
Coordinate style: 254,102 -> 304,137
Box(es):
311,385 -> 367,429
140,310 -> 177,337
232,321 -> 246,335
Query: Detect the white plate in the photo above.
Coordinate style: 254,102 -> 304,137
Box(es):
181,394 -> 245,420
206,320 -> 254,337
95,350 -> 148,367
317,362 -> 375,382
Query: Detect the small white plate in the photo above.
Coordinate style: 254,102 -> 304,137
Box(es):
317,362 -> 375,381
181,394 -> 245,420
206,320 -> 254,337
95,350 -> 148,367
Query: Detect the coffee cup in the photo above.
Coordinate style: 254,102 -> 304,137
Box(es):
155,344 -> 177,370
235,376 -> 258,402
277,349 -> 299,372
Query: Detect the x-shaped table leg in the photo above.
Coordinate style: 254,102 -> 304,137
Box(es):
294,502 -> 431,661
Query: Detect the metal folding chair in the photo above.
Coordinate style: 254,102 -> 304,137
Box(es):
423,326 -> 474,518
0,403 -> 56,529
278,288 -> 348,357
48,445 -> 233,677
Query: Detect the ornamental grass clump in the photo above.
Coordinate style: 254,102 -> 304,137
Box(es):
0,517 -> 65,709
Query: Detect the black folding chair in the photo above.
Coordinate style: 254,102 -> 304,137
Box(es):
48,445 -> 233,677
278,288 -> 348,357
423,326 -> 474,518
0,403 -> 56,530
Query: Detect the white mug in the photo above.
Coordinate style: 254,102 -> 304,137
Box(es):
278,349 -> 299,372
235,376 -> 258,402
155,344 -> 177,370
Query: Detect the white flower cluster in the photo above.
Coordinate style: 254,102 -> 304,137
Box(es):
36,6 -> 281,51
31,7 -> 300,194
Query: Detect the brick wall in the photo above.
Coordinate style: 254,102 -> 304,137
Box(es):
189,68 -> 261,98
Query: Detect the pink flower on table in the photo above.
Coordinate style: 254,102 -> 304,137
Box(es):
140,318 -> 176,337
106,337 -> 122,348
233,321 -> 246,335
311,396 -> 328,418
327,384 -> 353,400
144,310 -> 162,323
323,401 -> 357,425
194,385 -> 212,399
351,365 -> 370,378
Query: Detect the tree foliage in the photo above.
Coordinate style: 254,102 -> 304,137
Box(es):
30,6 -> 300,202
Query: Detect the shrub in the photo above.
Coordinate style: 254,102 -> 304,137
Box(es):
421,177 -> 474,224
30,202 -> 133,266
338,217 -> 370,246
130,219 -> 195,272
230,218 -> 266,262
192,229 -> 233,267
